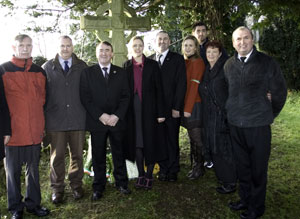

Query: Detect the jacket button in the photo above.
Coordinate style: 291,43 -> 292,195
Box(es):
67,104 -> 70,107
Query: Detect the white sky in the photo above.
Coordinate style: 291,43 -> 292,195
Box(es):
0,0 -> 74,63
0,1 -> 159,64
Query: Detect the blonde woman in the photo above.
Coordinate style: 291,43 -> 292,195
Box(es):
181,35 -> 205,179
123,36 -> 166,190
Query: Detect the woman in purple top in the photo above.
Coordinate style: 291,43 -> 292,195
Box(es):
123,36 -> 166,190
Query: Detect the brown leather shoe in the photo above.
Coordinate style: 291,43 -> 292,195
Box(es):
73,187 -> 84,200
51,192 -> 63,204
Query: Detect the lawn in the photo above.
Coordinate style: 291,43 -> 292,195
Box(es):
0,91 -> 299,219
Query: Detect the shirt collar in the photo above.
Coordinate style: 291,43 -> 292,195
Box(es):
238,49 -> 253,62
58,55 -> 72,68
99,63 -> 111,74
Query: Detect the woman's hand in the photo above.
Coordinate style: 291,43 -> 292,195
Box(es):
184,112 -> 191,118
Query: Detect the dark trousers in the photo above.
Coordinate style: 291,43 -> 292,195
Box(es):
90,130 -> 128,192
48,130 -> 85,193
158,117 -> 181,175
230,125 -> 271,216
5,144 -> 41,212
212,153 -> 236,185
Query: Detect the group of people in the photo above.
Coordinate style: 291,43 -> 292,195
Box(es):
0,21 -> 287,219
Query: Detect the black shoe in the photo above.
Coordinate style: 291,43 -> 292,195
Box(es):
11,211 -> 23,219
157,173 -> 168,181
51,192 -> 64,204
73,187 -> 84,200
91,191 -> 103,201
216,185 -> 236,194
228,200 -> 248,211
240,210 -> 260,219
27,206 -> 50,217
187,166 -> 205,180
168,173 -> 177,182
116,186 -> 131,195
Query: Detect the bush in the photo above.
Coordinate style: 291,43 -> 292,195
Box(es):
259,17 -> 300,90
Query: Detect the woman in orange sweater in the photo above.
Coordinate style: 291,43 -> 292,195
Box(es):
181,35 -> 205,179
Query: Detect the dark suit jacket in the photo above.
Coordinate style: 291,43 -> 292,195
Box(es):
80,63 -> 130,132
149,51 -> 187,118
0,70 -> 11,160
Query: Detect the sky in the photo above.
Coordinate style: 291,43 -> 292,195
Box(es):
0,1 -> 73,63
0,1 -> 159,64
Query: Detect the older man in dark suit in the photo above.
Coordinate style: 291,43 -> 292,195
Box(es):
149,31 -> 187,182
80,41 -> 131,201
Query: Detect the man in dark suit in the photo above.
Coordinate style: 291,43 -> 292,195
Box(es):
149,31 -> 187,181
80,41 -> 131,201
225,26 -> 287,219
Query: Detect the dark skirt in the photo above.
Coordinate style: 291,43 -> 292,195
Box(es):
181,102 -> 203,129
134,93 -> 143,148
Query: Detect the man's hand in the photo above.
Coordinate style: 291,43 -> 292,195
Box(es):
157,117 -> 165,123
99,113 -> 110,125
107,114 -> 119,127
184,112 -> 191,118
267,92 -> 272,102
4,135 -> 10,145
172,109 -> 180,118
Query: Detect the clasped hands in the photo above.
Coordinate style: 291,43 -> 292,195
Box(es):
99,113 -> 119,126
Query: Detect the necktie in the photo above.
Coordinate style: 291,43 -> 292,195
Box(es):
103,67 -> 109,83
64,60 -> 69,73
240,57 -> 246,63
157,54 -> 163,68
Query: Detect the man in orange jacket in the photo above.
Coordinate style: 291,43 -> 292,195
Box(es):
1,34 -> 50,219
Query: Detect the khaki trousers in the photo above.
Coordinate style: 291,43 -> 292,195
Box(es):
49,131 -> 85,193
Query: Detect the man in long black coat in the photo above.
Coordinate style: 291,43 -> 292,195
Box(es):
80,41 -> 131,201
149,31 -> 187,181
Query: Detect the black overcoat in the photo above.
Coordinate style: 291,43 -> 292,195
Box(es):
149,51 -> 187,118
199,54 -> 233,161
0,71 -> 11,160
123,57 -> 167,165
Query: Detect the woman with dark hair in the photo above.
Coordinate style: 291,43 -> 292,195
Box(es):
0,70 -> 11,164
181,35 -> 205,179
123,36 -> 166,190
199,41 -> 236,194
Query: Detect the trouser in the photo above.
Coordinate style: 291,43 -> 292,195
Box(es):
187,127 -> 204,168
91,130 -> 128,192
212,153 -> 236,185
49,130 -> 85,193
5,144 -> 41,212
158,117 -> 181,175
230,125 -> 271,216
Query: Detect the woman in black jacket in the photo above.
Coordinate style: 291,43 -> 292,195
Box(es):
123,36 -> 166,190
199,41 -> 236,194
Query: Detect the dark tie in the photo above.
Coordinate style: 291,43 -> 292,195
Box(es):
157,54 -> 163,68
102,67 -> 109,83
240,57 -> 246,63
64,60 -> 69,73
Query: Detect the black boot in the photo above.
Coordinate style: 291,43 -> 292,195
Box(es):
187,142 -> 205,180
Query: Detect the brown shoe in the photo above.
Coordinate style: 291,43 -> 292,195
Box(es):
52,192 -> 63,204
73,187 -> 84,200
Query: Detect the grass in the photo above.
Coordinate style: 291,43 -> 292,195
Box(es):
1,91 -> 300,218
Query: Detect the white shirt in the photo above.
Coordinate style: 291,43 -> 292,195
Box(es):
59,56 -> 72,69
99,63 -> 111,77
238,49 -> 253,63
156,49 -> 169,65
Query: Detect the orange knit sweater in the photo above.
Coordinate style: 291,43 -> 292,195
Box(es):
184,57 -> 205,113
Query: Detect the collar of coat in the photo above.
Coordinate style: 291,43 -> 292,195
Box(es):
11,56 -> 33,72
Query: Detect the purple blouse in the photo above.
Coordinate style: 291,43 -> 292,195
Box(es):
132,56 -> 144,101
